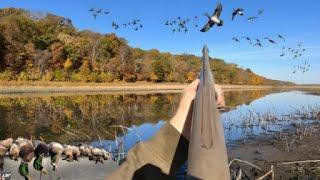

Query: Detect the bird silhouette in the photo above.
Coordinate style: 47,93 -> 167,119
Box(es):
241,37 -> 252,45
248,16 -> 258,22
257,9 -> 264,16
200,3 -> 223,32
278,34 -> 285,42
232,37 -> 240,42
264,37 -> 277,44
89,8 -> 94,12
232,8 -> 244,21
92,13 -> 97,19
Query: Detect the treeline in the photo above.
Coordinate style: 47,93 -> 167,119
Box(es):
0,8 -> 293,85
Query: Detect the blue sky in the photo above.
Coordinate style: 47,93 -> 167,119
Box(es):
1,0 -> 319,84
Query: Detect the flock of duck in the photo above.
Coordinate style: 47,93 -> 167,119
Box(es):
0,137 -> 110,180
87,2 -> 310,74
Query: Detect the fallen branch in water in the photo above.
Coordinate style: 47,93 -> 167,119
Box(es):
229,158 -> 262,171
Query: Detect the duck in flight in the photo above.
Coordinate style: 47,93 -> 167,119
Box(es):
278,34 -> 285,42
258,9 -> 264,16
200,3 -> 223,32
247,16 -> 258,22
264,37 -> 277,44
241,37 -> 252,45
232,37 -> 240,42
232,8 -> 244,21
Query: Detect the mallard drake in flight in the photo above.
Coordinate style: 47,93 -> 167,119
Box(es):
232,8 -> 244,21
49,142 -> 64,171
200,3 -> 223,32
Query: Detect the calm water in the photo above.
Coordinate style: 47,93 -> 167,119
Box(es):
1,89 -> 320,153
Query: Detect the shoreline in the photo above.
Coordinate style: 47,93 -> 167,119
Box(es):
0,81 -> 320,94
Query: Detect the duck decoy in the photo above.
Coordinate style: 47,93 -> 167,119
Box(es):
49,142 -> 64,171
33,141 -> 49,175
19,143 -> 34,180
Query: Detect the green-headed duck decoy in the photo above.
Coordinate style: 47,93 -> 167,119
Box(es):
48,142 -> 64,171
19,143 -> 34,180
33,140 -> 49,175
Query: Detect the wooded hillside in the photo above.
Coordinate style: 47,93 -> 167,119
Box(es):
0,8 -> 294,85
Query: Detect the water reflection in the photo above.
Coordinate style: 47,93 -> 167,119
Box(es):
0,90 -> 276,144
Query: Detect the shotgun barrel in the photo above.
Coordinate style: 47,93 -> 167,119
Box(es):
187,46 -> 230,179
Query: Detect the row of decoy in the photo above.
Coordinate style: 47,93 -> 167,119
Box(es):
0,137 -> 110,180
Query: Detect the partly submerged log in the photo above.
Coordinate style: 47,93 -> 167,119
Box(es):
187,46 -> 230,179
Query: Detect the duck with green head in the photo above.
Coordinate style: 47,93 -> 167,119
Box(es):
19,144 -> 34,180
48,142 -> 64,171
33,141 -> 49,175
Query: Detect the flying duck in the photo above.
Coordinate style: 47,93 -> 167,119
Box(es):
257,9 -> 264,16
264,37 -> 277,44
200,3 -> 223,32
278,34 -> 285,42
253,42 -> 263,47
231,8 -> 244,21
232,37 -> 240,42
247,16 -> 258,22
241,37 -> 252,45
96,9 -> 102,14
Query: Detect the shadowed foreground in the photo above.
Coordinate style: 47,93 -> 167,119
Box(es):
2,157 -> 117,180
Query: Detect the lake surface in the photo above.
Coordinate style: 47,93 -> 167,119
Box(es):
1,89 -> 320,154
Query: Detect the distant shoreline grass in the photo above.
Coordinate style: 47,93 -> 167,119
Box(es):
0,81 -> 319,94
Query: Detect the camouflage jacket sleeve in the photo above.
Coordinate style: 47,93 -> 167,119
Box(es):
106,123 -> 189,180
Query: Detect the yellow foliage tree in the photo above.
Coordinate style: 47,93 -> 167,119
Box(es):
63,58 -> 73,71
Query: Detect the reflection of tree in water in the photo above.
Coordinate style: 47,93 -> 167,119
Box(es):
0,93 -> 181,144
0,90 -> 277,144
224,90 -> 281,109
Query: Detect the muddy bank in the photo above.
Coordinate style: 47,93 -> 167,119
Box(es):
0,82 -> 320,94
228,123 -> 320,179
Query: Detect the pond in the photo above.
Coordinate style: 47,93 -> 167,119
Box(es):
1,89 -> 320,154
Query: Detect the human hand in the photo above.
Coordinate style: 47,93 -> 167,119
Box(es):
170,79 -> 226,140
